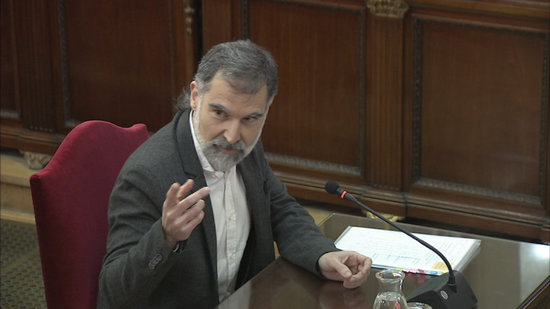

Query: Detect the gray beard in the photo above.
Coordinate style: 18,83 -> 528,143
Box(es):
202,135 -> 246,172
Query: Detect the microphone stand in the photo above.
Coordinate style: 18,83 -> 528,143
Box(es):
325,181 -> 477,309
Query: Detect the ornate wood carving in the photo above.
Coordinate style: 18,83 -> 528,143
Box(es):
21,151 -> 51,170
366,0 -> 409,19
183,0 -> 195,36
265,152 -> 361,176
415,177 -> 541,206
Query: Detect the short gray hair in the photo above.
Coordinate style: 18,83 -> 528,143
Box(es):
177,40 -> 278,110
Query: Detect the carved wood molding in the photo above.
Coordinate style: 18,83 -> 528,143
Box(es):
21,151 -> 51,170
183,0 -> 195,36
1,125 -> 62,155
366,0 -> 409,19
414,177 -> 541,206
265,152 -> 361,176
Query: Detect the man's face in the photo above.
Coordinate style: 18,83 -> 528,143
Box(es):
190,72 -> 269,171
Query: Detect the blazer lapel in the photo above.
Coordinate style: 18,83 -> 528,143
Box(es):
238,153 -> 269,238
173,109 -> 218,281
236,144 -> 276,280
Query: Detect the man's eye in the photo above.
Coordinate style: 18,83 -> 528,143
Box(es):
243,116 -> 260,124
213,109 -> 226,118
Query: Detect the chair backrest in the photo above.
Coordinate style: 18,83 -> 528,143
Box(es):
30,120 -> 149,309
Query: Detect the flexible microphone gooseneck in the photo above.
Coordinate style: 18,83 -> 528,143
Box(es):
324,181 -> 457,287
325,181 -> 477,309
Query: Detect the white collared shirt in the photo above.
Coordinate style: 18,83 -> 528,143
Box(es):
189,113 -> 251,302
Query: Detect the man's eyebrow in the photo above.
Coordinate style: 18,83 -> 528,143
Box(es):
208,103 -> 229,113
209,103 -> 265,119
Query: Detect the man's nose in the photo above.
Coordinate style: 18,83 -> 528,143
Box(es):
224,120 -> 241,145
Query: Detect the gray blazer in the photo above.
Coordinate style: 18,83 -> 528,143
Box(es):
97,109 -> 337,308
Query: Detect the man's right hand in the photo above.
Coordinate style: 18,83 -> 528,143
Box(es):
162,179 -> 210,249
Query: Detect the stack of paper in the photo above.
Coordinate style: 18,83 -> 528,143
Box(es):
335,226 -> 481,275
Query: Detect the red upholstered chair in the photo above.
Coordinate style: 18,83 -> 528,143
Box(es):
30,121 -> 149,309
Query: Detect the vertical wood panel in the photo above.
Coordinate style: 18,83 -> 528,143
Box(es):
413,19 -> 547,204
366,15 -> 404,190
1,0 -> 18,118
403,6 -> 549,240
201,0 -> 234,50
62,1 -> 176,130
12,0 -> 57,133
250,1 -> 363,169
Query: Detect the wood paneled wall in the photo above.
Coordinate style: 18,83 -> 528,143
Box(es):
202,0 -> 550,241
1,0 -> 548,242
1,0 -> 199,154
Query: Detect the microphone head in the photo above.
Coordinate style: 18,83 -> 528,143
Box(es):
324,181 -> 340,195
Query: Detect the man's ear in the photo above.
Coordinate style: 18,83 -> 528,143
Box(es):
190,81 -> 199,110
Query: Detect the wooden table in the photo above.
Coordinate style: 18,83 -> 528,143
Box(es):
218,213 -> 550,309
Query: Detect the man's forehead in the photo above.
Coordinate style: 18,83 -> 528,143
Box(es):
202,79 -> 269,111
209,71 -> 267,96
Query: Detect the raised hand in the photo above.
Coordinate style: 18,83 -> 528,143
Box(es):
162,179 -> 210,248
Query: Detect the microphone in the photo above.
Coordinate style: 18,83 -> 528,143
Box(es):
324,181 -> 477,309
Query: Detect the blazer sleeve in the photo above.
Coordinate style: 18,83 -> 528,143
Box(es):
262,154 -> 338,277
97,163 -> 182,308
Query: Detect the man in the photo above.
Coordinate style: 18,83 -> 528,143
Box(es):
97,40 -> 371,308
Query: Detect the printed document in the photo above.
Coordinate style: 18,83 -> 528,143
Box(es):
335,226 -> 481,275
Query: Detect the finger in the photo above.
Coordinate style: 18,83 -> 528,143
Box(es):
176,186 -> 210,213
174,201 -> 206,239
179,199 -> 206,224
330,258 -> 353,279
182,205 -> 205,231
343,256 -> 372,288
346,255 -> 370,275
163,183 -> 182,212
176,179 -> 195,201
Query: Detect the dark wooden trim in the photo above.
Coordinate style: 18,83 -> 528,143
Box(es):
521,276 -> 550,309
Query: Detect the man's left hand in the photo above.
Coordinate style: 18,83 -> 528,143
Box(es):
318,251 -> 372,289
